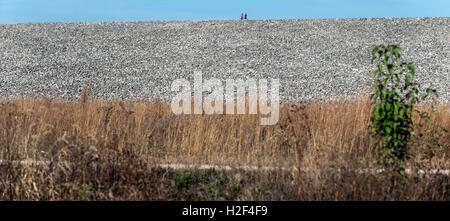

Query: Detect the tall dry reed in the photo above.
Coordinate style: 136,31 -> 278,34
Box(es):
0,95 -> 448,200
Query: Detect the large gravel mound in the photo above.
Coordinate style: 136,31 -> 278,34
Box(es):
0,17 -> 448,102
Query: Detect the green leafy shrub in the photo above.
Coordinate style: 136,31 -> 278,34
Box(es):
369,44 -> 438,172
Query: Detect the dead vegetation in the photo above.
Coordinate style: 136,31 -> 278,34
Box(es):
0,94 -> 448,200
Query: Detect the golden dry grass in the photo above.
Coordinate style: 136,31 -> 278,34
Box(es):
0,94 -> 448,200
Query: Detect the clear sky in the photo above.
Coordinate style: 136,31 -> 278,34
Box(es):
0,0 -> 449,24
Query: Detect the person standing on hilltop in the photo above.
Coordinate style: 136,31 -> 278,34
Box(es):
245,13 -> 247,20
241,13 -> 244,20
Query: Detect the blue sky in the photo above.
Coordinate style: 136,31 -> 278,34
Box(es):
0,0 -> 449,24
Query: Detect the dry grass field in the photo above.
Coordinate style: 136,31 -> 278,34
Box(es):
0,91 -> 448,200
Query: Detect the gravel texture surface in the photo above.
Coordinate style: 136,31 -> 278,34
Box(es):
0,17 -> 448,102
